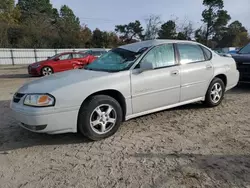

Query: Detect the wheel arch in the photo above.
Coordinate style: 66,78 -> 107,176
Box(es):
78,89 -> 127,122
214,74 -> 227,87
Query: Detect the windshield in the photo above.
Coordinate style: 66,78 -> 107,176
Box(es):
47,54 -> 60,60
84,48 -> 144,72
238,43 -> 250,54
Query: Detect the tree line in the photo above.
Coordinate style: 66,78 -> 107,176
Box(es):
0,0 -> 249,49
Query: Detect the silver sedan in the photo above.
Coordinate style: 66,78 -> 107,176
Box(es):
11,40 -> 239,140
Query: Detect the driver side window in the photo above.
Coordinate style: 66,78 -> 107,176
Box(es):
59,53 -> 72,60
139,44 -> 176,69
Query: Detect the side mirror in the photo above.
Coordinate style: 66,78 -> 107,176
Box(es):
54,57 -> 60,61
139,61 -> 153,73
47,56 -> 50,59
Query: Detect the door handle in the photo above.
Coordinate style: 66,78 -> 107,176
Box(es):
171,70 -> 179,76
206,64 -> 212,69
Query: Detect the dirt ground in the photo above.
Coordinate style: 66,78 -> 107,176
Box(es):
0,65 -> 250,188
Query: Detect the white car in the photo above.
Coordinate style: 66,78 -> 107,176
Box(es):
11,40 -> 239,140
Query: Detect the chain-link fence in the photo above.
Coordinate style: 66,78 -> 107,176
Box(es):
0,48 -> 107,65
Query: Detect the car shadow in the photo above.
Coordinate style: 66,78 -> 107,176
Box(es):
0,100 -> 90,152
132,152 -> 250,187
228,82 -> 250,94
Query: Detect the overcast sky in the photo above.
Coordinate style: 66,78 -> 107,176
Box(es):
52,0 -> 250,31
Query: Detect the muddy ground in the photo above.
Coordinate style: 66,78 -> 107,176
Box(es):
0,65 -> 250,188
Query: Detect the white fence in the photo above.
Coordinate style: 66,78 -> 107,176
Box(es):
0,48 -> 107,65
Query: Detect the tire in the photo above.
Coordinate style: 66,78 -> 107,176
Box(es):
204,77 -> 225,107
78,95 -> 123,141
41,66 -> 53,76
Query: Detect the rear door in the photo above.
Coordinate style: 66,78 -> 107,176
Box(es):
176,43 -> 214,102
72,53 -> 88,67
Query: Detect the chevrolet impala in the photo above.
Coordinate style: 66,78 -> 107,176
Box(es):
10,40 -> 239,140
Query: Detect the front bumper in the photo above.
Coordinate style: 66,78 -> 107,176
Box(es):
28,66 -> 40,76
10,100 -> 79,134
236,63 -> 250,81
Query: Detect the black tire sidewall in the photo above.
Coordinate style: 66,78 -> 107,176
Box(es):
205,78 -> 225,107
78,95 -> 123,141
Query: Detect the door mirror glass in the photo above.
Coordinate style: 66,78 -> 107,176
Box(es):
140,60 -> 153,72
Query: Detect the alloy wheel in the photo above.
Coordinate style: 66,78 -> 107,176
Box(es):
89,104 -> 117,135
210,83 -> 222,103
42,67 -> 53,76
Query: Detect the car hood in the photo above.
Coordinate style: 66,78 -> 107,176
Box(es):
30,60 -> 48,66
231,53 -> 250,63
18,69 -> 111,93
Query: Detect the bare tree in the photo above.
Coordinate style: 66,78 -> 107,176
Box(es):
144,15 -> 161,40
175,17 -> 194,40
181,21 -> 194,40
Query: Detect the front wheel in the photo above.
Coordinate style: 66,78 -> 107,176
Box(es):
78,95 -> 123,141
41,66 -> 53,76
204,78 -> 225,107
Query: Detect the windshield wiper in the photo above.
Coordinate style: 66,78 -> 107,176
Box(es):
84,67 -> 94,70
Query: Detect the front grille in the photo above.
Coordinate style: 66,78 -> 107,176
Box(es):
237,63 -> 250,81
13,93 -> 25,103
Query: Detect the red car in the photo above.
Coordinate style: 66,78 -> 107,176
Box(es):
28,52 -> 97,76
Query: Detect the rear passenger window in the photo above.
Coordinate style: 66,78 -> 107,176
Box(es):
200,46 -> 212,60
177,44 -> 205,64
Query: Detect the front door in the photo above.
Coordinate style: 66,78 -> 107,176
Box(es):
131,43 -> 181,114
176,43 -> 214,102
57,53 -> 73,71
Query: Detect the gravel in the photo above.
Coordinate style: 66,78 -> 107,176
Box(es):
0,66 -> 250,188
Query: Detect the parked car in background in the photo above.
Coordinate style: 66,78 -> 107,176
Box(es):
79,49 -> 108,58
28,52 -> 97,76
11,40 -> 239,141
228,50 -> 238,54
231,43 -> 250,82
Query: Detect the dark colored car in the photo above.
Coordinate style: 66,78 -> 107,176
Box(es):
231,43 -> 250,82
28,52 -> 97,76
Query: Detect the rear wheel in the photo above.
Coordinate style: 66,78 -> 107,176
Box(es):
41,66 -> 53,76
78,95 -> 123,141
204,78 -> 225,107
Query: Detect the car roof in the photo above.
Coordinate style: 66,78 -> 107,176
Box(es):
119,39 -> 199,52
80,49 -> 107,52
59,52 -> 82,55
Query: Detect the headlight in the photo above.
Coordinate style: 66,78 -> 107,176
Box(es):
23,94 -> 55,107
31,64 -> 40,68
